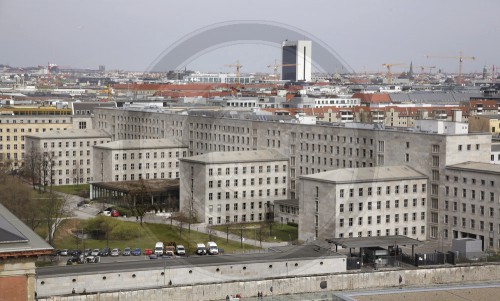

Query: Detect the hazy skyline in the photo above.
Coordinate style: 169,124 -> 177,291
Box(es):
1,0 -> 498,74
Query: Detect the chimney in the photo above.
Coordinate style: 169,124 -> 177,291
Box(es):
452,109 -> 462,122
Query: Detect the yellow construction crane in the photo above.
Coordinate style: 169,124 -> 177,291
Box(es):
267,59 -> 296,81
225,60 -> 243,85
426,52 -> 476,84
382,63 -> 407,84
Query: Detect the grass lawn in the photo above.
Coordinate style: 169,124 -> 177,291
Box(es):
212,222 -> 298,243
50,184 -> 90,197
53,218 -> 258,254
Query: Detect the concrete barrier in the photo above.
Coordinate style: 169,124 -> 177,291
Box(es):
37,263 -> 500,301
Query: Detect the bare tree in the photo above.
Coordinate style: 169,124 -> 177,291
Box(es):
40,151 -> 57,192
40,193 -> 69,246
23,147 -> 42,190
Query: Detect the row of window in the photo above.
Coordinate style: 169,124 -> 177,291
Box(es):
445,188 -> 496,201
339,212 -> 426,227
114,172 -> 179,181
114,150 -> 186,160
339,199 -> 426,212
446,177 -> 495,186
207,213 -> 266,225
337,226 -> 425,238
208,189 -> 287,200
115,161 -> 178,171
444,201 -> 496,216
43,140 -> 109,148
208,201 -> 266,212
445,215 -> 500,231
338,184 -> 426,198
208,177 -> 286,188
208,165 -> 287,176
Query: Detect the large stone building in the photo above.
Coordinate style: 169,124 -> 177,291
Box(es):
179,150 -> 288,225
93,107 -> 492,242
92,138 -> 188,182
25,129 -> 111,185
443,162 -> 500,250
299,166 -> 428,242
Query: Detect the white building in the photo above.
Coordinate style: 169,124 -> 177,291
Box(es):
179,150 -> 289,225
299,166 -> 428,242
92,138 -> 188,182
25,129 -> 111,185
282,40 -> 312,82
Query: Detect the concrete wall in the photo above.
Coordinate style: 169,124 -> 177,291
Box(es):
36,257 -> 345,298
37,264 -> 500,301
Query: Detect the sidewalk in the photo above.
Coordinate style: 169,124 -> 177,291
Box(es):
119,213 -> 289,249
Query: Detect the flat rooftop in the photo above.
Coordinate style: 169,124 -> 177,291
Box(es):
180,149 -> 288,164
94,138 -> 186,150
300,165 -> 427,184
326,235 -> 423,249
446,161 -> 500,174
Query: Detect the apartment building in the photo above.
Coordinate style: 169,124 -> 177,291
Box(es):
25,129 -> 111,185
0,114 -> 91,168
92,138 -> 188,182
93,108 -> 492,241
443,162 -> 500,250
179,150 -> 288,225
299,166 -> 428,242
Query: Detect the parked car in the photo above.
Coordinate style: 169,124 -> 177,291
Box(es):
83,248 -> 92,256
110,248 -> 121,256
123,247 -> 131,256
111,209 -> 119,217
132,248 -> 141,256
91,249 -> 100,256
207,242 -> 219,255
70,249 -> 81,257
59,249 -> 69,256
99,248 -> 110,257
144,249 -> 152,255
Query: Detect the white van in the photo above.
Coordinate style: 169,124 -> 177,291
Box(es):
176,245 -> 186,256
207,241 -> 218,255
196,243 -> 206,255
154,242 -> 164,256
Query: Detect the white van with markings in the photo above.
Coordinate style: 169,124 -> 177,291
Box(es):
207,241 -> 218,255
154,242 -> 164,256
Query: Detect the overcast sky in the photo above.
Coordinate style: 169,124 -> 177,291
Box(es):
0,0 -> 498,74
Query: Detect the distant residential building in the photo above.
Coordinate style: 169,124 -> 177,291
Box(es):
179,150 -> 289,225
92,138 -> 188,182
491,142 -> 500,164
25,129 -> 111,185
0,114 -> 91,168
469,114 -> 500,136
299,166 -> 428,242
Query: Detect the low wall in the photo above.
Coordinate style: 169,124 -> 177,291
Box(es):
37,264 -> 500,301
36,256 -> 345,297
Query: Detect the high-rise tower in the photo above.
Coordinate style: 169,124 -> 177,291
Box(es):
282,40 -> 312,82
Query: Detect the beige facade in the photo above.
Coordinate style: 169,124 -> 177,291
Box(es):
469,115 -> 500,135
299,166 -> 428,242
25,129 -> 111,185
443,162 -> 500,251
179,150 -> 288,225
0,115 -> 91,168
92,139 -> 188,182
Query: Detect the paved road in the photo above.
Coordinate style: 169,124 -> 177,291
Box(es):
38,245 -> 334,277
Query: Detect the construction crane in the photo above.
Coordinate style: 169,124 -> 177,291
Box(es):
426,52 -> 476,84
382,63 -> 407,84
225,60 -> 243,85
267,59 -> 296,85
418,65 -> 437,74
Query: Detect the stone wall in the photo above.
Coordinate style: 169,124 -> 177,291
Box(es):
37,264 -> 500,301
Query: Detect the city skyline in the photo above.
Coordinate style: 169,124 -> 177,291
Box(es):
1,0 -> 499,74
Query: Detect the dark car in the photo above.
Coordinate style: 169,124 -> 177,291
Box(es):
83,248 -> 92,256
132,248 -> 141,256
99,248 -> 110,257
70,249 -> 81,257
